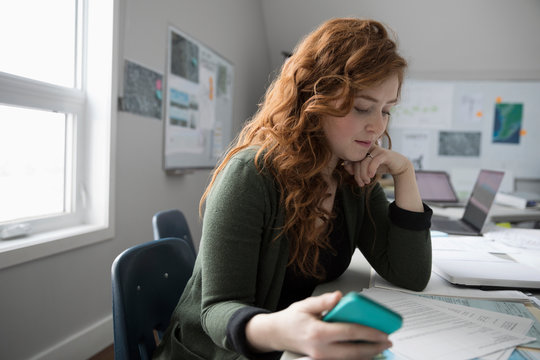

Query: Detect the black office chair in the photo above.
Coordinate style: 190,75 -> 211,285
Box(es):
111,237 -> 196,360
152,209 -> 196,256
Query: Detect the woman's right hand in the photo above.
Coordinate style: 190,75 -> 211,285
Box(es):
245,291 -> 392,359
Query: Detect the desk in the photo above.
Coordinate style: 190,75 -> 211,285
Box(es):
281,244 -> 540,360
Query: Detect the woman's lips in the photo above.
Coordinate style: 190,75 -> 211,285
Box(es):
355,140 -> 372,148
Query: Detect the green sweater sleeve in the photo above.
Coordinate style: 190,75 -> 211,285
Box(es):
199,154 -> 273,350
352,184 -> 432,291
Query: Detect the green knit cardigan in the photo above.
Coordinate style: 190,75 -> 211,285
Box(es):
153,148 -> 432,360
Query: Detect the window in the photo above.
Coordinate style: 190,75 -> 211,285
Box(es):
0,106 -> 74,224
0,0 -> 116,268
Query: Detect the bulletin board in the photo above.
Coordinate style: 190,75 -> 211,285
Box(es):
389,79 -> 540,191
164,25 -> 235,172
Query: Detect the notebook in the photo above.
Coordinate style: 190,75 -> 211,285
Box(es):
415,170 -> 465,207
430,170 -> 505,236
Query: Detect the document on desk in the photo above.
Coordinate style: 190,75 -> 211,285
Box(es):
372,271 -> 530,301
484,228 -> 540,251
361,288 -> 535,360
418,295 -> 540,360
420,295 -> 540,350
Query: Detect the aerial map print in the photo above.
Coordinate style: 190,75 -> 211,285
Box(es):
493,103 -> 523,144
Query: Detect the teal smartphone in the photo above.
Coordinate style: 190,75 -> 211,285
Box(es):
322,292 -> 403,334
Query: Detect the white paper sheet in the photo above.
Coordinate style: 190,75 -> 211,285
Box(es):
484,228 -> 540,251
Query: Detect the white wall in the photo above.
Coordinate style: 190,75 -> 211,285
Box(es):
2,1 -> 540,359
0,1 -> 270,359
118,0 -> 271,252
261,0 -> 540,80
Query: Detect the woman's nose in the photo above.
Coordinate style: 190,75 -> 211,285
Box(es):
366,112 -> 387,135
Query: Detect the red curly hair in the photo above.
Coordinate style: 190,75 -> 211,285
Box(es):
201,18 -> 407,279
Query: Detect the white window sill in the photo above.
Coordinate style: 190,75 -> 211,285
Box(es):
0,224 -> 113,270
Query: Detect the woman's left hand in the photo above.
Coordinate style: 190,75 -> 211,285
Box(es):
342,147 -> 412,188
342,146 -> 424,212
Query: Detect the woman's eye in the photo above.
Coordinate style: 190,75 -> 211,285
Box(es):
354,107 -> 369,113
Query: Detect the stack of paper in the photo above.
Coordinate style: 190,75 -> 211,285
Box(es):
361,288 -> 536,360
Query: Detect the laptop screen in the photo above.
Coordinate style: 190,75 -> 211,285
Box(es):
462,170 -> 505,229
415,171 -> 459,202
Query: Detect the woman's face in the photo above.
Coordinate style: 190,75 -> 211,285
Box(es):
322,74 -> 399,166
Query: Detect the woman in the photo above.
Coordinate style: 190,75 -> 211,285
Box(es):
154,18 -> 432,360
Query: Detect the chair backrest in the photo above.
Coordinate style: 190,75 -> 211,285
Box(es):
152,209 -> 196,256
111,237 -> 196,360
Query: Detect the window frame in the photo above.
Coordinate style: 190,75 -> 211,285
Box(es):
0,0 -> 117,269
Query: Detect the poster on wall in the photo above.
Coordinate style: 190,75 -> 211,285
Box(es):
493,103 -> 523,144
456,93 -> 484,126
122,60 -> 163,120
401,130 -> 430,170
164,26 -> 234,171
391,81 -> 454,129
438,131 -> 481,157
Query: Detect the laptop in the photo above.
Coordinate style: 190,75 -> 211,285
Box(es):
416,170 -> 465,207
430,169 -> 505,236
434,257 -> 540,289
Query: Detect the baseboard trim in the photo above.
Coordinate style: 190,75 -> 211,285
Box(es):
28,315 -> 113,360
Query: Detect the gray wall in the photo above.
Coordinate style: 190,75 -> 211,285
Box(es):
1,1 -> 540,359
261,0 -> 540,80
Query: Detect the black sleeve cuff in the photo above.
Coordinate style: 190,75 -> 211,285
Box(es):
226,306 -> 283,360
388,201 -> 432,231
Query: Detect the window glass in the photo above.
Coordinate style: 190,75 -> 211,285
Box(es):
0,0 -> 77,87
0,105 -> 71,223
